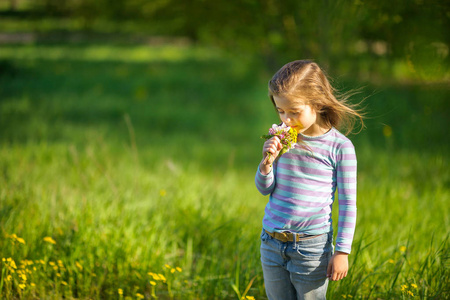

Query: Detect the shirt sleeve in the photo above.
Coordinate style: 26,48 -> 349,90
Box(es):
335,141 -> 357,254
255,165 -> 276,196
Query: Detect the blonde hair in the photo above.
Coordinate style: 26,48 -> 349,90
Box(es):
268,60 -> 364,135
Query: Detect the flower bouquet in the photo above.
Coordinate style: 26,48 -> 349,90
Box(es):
261,123 -> 298,165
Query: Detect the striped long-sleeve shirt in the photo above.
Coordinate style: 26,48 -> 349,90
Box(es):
255,127 -> 357,254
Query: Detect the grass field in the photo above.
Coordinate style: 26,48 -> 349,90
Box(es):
0,43 -> 449,299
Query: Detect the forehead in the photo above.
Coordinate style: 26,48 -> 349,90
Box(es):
272,95 -> 307,109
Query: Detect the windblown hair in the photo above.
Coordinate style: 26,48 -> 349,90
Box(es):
268,60 -> 364,135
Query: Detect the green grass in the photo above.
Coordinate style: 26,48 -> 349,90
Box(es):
0,43 -> 449,299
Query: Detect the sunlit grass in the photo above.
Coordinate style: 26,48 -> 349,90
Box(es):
0,43 -> 449,299
0,44 -> 223,63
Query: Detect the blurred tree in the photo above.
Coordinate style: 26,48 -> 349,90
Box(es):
28,0 -> 450,76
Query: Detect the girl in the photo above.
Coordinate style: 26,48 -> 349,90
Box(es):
255,60 -> 363,300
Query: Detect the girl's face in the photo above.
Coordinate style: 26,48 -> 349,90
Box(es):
273,95 -> 327,137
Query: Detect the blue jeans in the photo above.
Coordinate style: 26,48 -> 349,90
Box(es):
260,230 -> 333,300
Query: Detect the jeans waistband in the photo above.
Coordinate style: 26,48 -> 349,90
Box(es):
264,229 -> 323,243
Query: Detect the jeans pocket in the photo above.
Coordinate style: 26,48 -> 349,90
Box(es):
260,229 -> 270,242
295,234 -> 331,260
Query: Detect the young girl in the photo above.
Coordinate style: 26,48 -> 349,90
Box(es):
255,60 -> 363,300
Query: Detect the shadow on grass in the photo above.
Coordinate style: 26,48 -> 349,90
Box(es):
0,44 -> 449,172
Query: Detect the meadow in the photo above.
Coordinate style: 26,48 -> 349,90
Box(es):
0,42 -> 448,299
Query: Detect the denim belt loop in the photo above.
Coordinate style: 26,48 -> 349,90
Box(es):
293,232 -> 297,249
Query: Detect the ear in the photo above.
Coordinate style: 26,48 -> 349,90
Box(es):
311,102 -> 324,113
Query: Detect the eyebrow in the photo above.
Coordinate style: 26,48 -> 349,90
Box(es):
276,106 -> 303,111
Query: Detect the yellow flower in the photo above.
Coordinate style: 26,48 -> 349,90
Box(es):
383,125 -> 393,137
18,283 -> 26,290
136,293 -> 144,299
171,268 -> 176,273
164,264 -> 171,269
160,189 -> 167,197
407,291 -> 414,297
411,283 -> 418,289
151,274 -> 160,280
10,260 -> 17,269
21,274 -> 27,281
6,275 -> 12,281
176,267 -> 182,272
159,274 -> 166,282
76,261 -> 83,271
43,237 -> 56,244
400,246 -> 407,252
401,284 -> 408,292
245,297 -> 255,300
150,281 -> 156,286
62,281 -> 68,286
388,259 -> 395,264
118,288 -> 124,295
16,237 -> 26,244
30,283 -> 36,287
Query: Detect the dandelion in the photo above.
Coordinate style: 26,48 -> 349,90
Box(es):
18,283 -> 26,290
150,281 -> 156,286
43,237 -> 56,244
170,268 -> 176,274
8,233 -> 27,245
388,259 -> 395,264
261,123 -> 297,165
411,283 -> 418,289
76,261 -> 83,271
164,264 -> 171,269
8,259 -> 17,269
30,283 -> 36,287
118,288 -> 124,295
401,284 -> 408,292
176,267 -> 182,272
62,281 -> 68,286
407,290 -> 414,297
160,189 -> 167,197
136,293 -> 144,299
383,125 -> 393,137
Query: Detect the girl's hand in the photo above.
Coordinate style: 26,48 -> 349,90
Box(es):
326,252 -> 349,281
260,136 -> 282,175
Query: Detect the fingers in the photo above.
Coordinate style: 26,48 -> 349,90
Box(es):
330,270 -> 347,281
263,137 -> 282,157
326,254 -> 348,281
326,262 -> 332,280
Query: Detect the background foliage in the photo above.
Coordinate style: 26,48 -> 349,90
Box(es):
0,0 -> 449,299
